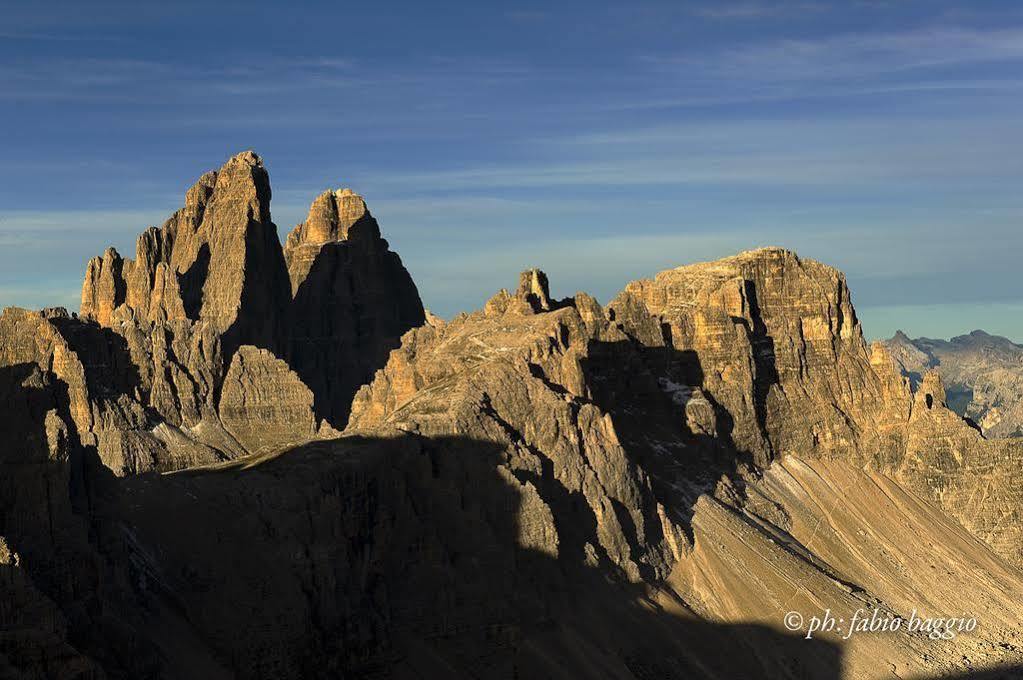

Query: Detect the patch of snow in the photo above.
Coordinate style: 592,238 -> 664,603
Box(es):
658,377 -> 694,406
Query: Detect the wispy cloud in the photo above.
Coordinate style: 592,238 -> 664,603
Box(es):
0,209 -> 164,235
691,2 -> 828,20
0,49 -> 543,102
597,77 -> 1023,113
0,31 -> 120,42
0,56 -> 366,101
647,26 -> 1023,81
360,111 -> 1023,193
3,2 -> 1022,343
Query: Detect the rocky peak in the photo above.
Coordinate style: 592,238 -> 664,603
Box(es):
283,187 -> 383,295
914,369 -> 947,411
297,187 -> 374,245
70,151 -> 422,470
212,149 -> 271,220
281,185 -> 424,428
516,268 -> 552,312
610,246 -> 879,465
80,149 -> 286,339
80,246 -> 127,326
482,268 -> 555,317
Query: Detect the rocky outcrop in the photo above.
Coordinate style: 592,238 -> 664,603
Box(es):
283,188 -> 424,429
892,369 -> 1023,566
219,346 -> 319,457
0,306 -> 222,476
353,253 -> 1023,576
0,357 -> 167,678
98,264 -> 1023,678
600,251 -> 1023,570
65,152 -> 424,474
607,248 -> 912,466
81,151 -> 288,345
867,335 -> 1023,568
885,329 -> 1023,438
283,187 -> 372,290
350,273 -> 682,582
7,164 -> 1023,679
78,151 -> 290,435
0,152 -> 428,676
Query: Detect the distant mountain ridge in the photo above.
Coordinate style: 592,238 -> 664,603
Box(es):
884,329 -> 1023,438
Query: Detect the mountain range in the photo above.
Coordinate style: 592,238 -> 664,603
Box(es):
2,151 -> 1023,679
884,330 -> 1023,439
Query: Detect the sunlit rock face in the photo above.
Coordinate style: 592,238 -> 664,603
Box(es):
606,247 -> 918,467
69,152 -> 424,475
5,156 -> 1023,678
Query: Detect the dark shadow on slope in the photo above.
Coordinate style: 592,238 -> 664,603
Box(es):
219,220 -> 293,369
47,314 -> 145,402
0,363 -> 162,679
5,361 -> 1020,679
179,243 -> 211,322
96,432 -> 845,680
742,280 -> 781,451
579,334 -> 758,545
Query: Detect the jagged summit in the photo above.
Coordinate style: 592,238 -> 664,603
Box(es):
725,244 -> 793,258
230,148 -> 262,165
282,185 -> 384,295
62,151 -> 424,471
286,187 -> 374,248
666,245 -> 797,271
81,148 -> 284,336
516,268 -> 553,312
5,158 -> 1023,678
479,267 -> 560,317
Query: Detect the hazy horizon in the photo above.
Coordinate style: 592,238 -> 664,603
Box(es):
3,0 -> 1022,342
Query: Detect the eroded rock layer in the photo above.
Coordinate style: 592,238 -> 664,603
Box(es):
608,247 -> 912,466
32,151 -> 425,476
4,158 -> 1023,679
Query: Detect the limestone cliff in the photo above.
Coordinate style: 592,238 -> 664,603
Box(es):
352,252 -> 1023,575
283,188 -> 424,428
607,247 -> 912,466
70,152 -> 423,474
5,164 -> 1023,679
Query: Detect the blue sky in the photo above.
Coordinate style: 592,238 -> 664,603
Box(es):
2,0 -> 1022,341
